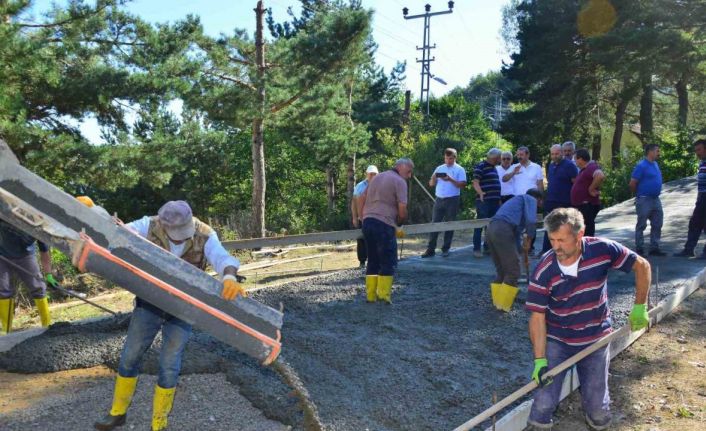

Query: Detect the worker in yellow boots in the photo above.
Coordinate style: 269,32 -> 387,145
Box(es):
0,219 -> 55,334
486,189 -> 542,312
357,158 -> 414,303
94,201 -> 246,431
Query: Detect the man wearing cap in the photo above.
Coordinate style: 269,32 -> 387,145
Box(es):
95,201 -> 244,431
0,220 -> 55,334
359,158 -> 414,304
352,165 -> 378,267
422,148 -> 467,258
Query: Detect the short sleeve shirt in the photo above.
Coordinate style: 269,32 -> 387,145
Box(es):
571,161 -> 602,206
546,159 -> 578,204
510,161 -> 544,195
473,161 -> 500,201
525,237 -> 637,346
433,163 -> 466,198
353,179 -> 369,197
363,170 -> 408,227
496,164 -> 515,197
631,159 -> 662,197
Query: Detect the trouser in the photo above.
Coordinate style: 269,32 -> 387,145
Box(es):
474,199 -> 500,251
363,218 -> 397,276
355,219 -> 367,265
117,299 -> 192,389
682,193 -> 706,253
427,196 -> 460,252
0,253 -> 47,299
486,220 -> 520,286
542,201 -> 572,253
529,340 -> 611,428
577,203 -> 601,237
501,194 -> 514,204
635,196 -> 663,250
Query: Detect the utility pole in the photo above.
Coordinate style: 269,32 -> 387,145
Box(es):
252,0 -> 266,237
402,2 -> 454,115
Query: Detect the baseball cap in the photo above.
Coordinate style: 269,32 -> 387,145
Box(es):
366,165 -> 379,174
158,200 -> 195,241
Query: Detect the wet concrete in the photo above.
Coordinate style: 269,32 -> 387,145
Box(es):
1,178 -> 705,430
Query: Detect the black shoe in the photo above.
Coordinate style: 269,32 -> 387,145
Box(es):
635,247 -> 645,256
441,250 -> 450,257
421,250 -> 435,258
94,414 -> 126,430
648,248 -> 667,256
673,249 -> 695,257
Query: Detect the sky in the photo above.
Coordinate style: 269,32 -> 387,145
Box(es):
24,0 -> 511,142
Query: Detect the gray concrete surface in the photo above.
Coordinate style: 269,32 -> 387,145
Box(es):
1,178 -> 705,431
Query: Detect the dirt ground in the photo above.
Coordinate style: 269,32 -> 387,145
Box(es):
550,287 -> 706,431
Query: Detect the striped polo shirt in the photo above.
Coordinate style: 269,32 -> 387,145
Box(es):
698,159 -> 706,193
525,237 -> 637,346
473,161 -> 501,201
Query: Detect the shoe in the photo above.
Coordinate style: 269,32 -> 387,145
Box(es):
441,250 -> 450,257
94,413 -> 127,430
635,247 -> 645,256
673,249 -> 695,257
585,413 -> 611,431
648,248 -> 666,256
473,251 -> 483,258
421,250 -> 435,258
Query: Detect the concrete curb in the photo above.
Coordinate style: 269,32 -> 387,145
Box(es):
480,266 -> 706,431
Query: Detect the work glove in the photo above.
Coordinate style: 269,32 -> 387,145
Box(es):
531,358 -> 552,387
395,228 -> 405,239
628,303 -> 649,331
222,275 -> 247,301
45,273 -> 59,288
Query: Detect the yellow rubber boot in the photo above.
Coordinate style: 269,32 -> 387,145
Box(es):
377,275 -> 393,304
34,297 -> 51,327
152,385 -> 176,431
365,275 -> 378,302
490,283 -> 502,310
0,298 -> 14,334
110,375 -> 138,416
498,283 -> 519,312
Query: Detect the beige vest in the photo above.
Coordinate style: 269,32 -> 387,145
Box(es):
147,216 -> 213,270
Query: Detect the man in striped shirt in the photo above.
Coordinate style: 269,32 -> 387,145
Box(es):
525,208 -> 650,430
674,139 -> 706,258
471,148 -> 502,258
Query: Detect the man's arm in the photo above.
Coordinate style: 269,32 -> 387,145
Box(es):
472,179 -> 485,202
357,190 -> 367,218
536,179 -> 544,192
632,255 -> 651,305
39,249 -> 52,275
397,203 -> 408,225
529,312 -> 547,359
351,196 -> 359,227
629,178 -> 638,195
588,170 -> 605,196
503,164 -> 521,182
429,174 -> 437,187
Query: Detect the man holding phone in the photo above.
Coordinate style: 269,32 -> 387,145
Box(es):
422,148 -> 467,258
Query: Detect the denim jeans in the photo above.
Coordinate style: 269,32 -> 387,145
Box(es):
635,196 -> 663,250
118,299 -> 192,389
363,217 -> 397,276
528,340 -> 611,428
427,196 -> 461,252
473,199 -> 500,251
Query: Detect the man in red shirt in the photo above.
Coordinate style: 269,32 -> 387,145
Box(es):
571,149 -> 605,236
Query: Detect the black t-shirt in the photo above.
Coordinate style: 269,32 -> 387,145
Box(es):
0,220 -> 48,258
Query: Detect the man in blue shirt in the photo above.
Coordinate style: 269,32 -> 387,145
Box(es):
486,188 -> 542,312
675,139 -> 706,258
471,148 -> 502,258
351,165 -> 378,267
542,144 -> 578,252
630,144 -> 665,256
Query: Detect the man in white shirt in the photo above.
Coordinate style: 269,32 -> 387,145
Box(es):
496,151 -> 515,204
422,148 -> 467,258
502,146 -> 544,254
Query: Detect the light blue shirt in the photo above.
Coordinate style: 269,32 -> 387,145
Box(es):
353,179 -> 369,197
127,216 -> 239,277
492,194 -> 537,238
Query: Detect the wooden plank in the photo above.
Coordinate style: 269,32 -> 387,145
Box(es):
223,219 -> 491,250
240,253 -> 331,272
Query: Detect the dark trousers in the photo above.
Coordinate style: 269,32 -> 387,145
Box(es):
577,203 -> 601,237
474,199 -> 501,251
487,220 -> 520,286
500,194 -> 514,204
683,193 -> 706,253
427,196 -> 461,252
355,219 -> 367,265
541,201 -> 571,253
363,218 -> 397,276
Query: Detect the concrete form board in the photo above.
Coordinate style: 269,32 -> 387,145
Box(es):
481,267 -> 706,431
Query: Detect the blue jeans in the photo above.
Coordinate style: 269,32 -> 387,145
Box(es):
635,196 -> 663,250
363,218 -> 397,276
118,299 -> 192,388
473,199 -> 500,251
529,340 -> 611,428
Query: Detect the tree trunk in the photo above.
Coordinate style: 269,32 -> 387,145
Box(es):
611,98 -> 628,168
676,77 -> 689,129
326,166 -> 336,213
346,80 -> 356,220
251,1 -> 267,238
639,76 -> 653,144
